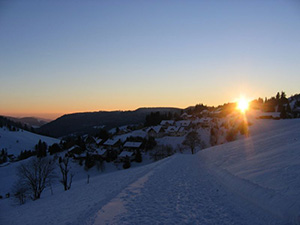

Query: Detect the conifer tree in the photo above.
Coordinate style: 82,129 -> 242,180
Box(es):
135,149 -> 142,163
280,106 -> 287,119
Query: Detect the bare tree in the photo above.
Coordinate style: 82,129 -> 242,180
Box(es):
59,157 -> 74,191
12,181 -> 28,204
17,157 -> 55,200
183,131 -> 201,154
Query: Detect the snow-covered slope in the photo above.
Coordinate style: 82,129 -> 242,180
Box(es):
1,119 -> 300,224
201,118 -> 300,223
0,127 -> 60,156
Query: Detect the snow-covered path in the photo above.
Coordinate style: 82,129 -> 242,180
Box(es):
88,154 -> 282,225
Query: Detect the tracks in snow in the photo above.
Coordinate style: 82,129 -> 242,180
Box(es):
88,154 -> 281,225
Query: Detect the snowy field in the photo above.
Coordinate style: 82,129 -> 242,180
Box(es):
0,119 -> 300,224
0,127 -> 60,156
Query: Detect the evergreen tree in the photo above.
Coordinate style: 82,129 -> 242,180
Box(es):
0,149 -> 8,163
85,153 -> 95,170
135,149 -> 142,163
281,91 -> 286,100
145,137 -> 157,151
277,102 -> 283,113
210,128 -> 217,146
280,106 -> 287,119
276,92 -> 280,102
48,143 -> 62,155
123,156 -> 131,169
286,102 -> 292,114
36,140 -> 47,158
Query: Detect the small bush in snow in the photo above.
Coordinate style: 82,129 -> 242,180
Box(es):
12,181 -> 28,205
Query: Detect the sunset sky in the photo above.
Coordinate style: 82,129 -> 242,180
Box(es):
1,0 -> 300,119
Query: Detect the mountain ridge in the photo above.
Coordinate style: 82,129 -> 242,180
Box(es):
37,107 -> 182,137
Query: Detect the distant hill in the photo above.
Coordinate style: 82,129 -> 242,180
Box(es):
37,107 -> 182,137
7,117 -> 51,128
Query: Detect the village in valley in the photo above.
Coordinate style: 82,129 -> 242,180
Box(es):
62,112 -> 212,170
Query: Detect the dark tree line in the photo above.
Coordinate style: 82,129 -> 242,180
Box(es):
185,104 -> 208,116
145,111 -> 179,127
18,150 -> 36,160
250,91 -> 299,119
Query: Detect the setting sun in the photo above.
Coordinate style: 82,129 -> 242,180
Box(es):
237,98 -> 249,113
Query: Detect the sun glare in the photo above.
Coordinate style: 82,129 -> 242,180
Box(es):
237,98 -> 249,113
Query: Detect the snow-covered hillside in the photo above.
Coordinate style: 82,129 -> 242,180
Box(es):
0,118 -> 299,224
0,127 -> 60,156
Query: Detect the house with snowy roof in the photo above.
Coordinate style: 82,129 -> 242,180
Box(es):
123,141 -> 143,152
165,126 -> 179,135
147,126 -> 165,138
94,138 -> 103,145
103,139 -> 122,151
177,127 -> 186,136
160,120 -> 175,128
93,148 -> 108,158
67,145 -> 84,157
83,135 -> 96,145
165,126 -> 186,136
118,151 -> 135,161
176,120 -> 191,127
181,113 -> 192,120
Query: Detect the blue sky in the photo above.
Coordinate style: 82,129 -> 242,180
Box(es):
0,0 -> 299,119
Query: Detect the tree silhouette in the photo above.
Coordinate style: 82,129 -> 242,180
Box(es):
135,149 -> 142,163
16,158 -> 55,200
183,131 -> 201,154
280,106 -> 287,119
59,157 -> 74,191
